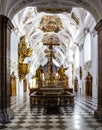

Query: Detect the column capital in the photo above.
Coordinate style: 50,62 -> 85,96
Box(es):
95,19 -> 102,32
0,15 -> 14,31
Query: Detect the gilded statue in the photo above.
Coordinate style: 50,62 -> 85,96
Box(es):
10,71 -> 16,96
35,65 -> 44,81
85,71 -> 92,96
57,65 -> 68,80
10,71 -> 16,81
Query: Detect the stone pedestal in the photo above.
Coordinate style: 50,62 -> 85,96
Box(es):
0,15 -> 14,123
94,19 -> 102,122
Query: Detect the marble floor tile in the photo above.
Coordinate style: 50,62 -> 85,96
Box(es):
0,92 -> 102,130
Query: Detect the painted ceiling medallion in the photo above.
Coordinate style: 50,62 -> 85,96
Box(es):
39,15 -> 63,33
42,34 -> 60,45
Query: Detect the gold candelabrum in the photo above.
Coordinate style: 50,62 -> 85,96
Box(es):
18,35 -> 32,80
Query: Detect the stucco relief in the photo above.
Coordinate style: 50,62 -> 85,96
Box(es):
42,33 -> 60,45
75,0 -> 100,21
84,60 -> 92,71
8,0 -> 49,18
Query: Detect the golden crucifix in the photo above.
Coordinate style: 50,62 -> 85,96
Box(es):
44,37 -> 60,84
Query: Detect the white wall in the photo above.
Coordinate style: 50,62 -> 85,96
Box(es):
91,33 -> 98,98
74,31 -> 98,98
79,48 -> 84,95
10,32 -> 18,74
11,32 -> 24,96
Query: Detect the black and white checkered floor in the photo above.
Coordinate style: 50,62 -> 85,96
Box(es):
0,92 -> 102,130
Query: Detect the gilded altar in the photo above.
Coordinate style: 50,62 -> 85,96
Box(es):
30,22 -> 74,107
30,64 -> 73,107
30,90 -> 74,107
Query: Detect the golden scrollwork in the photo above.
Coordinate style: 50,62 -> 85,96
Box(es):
18,35 -> 32,63
18,35 -> 32,80
18,63 -> 30,80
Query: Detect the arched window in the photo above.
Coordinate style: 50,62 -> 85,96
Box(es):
84,32 -> 91,63
75,47 -> 79,68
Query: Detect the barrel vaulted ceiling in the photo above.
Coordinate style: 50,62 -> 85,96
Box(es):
0,0 -> 97,74
12,6 -> 95,70
0,0 -> 102,21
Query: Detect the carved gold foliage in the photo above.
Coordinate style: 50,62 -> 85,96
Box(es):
18,63 -> 30,81
18,35 -> 32,80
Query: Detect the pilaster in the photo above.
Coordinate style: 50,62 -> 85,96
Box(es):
0,15 -> 14,123
94,19 -> 102,121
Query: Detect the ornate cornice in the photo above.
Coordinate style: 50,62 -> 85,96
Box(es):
0,15 -> 14,31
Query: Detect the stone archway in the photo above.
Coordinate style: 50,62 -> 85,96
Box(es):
4,0 -> 101,22
0,0 -> 102,123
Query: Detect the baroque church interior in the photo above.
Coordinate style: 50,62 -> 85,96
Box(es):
0,0 -> 102,130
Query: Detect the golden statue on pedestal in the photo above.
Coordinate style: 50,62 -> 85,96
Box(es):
10,71 -> 16,96
85,71 -> 92,96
